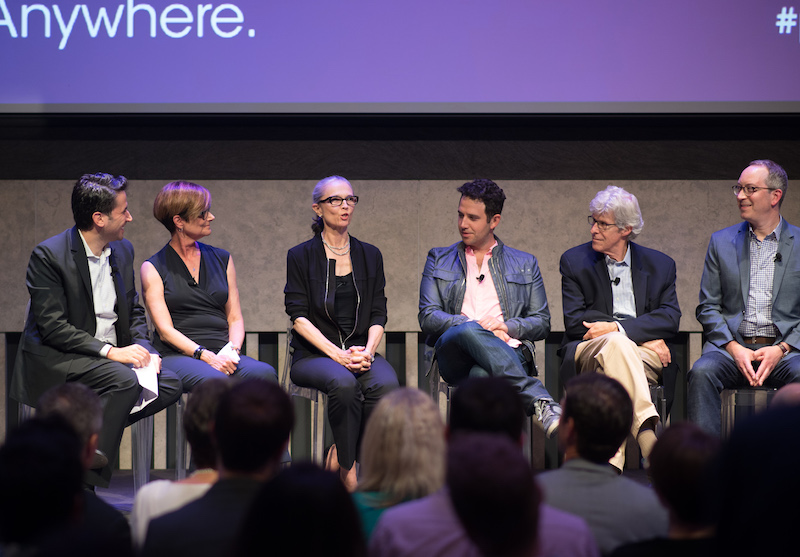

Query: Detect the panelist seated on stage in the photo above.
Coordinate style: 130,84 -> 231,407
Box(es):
141,181 -> 277,391
418,178 -> 561,438
11,172 -> 182,488
284,175 -> 399,491
688,159 -> 800,436
559,185 -> 681,471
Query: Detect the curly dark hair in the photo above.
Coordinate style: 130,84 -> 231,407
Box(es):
457,179 -> 506,220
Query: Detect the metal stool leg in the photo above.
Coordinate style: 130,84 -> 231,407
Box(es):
132,415 -> 154,493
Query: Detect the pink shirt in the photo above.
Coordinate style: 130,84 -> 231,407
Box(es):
461,243 -> 520,348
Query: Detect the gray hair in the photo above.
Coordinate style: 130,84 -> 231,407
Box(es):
750,159 -> 787,207
311,175 -> 351,234
589,185 -> 644,240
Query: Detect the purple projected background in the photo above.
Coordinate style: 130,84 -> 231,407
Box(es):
1,0 -> 799,112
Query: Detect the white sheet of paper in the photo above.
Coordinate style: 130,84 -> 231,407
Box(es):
218,342 -> 241,364
130,356 -> 160,414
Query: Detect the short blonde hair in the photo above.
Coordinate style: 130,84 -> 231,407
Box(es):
153,181 -> 211,234
357,387 -> 445,506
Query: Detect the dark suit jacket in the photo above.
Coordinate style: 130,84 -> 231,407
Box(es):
11,226 -> 153,405
141,477 -> 263,557
558,242 -> 681,387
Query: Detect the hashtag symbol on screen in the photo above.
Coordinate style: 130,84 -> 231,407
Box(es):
776,7 -> 798,34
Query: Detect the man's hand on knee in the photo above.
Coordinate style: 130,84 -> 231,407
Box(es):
640,339 -> 671,367
582,321 -> 617,340
107,344 -> 151,368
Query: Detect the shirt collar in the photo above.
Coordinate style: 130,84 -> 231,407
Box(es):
78,230 -> 110,260
604,244 -> 630,267
748,216 -> 783,242
465,240 -> 499,258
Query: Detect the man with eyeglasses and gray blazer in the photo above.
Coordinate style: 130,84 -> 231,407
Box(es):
689,160 -> 800,436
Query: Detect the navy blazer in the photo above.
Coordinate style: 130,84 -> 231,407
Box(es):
558,242 -> 681,383
11,227 -> 152,405
697,219 -> 800,358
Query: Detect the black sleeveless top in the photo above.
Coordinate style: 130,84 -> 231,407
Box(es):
147,243 -> 230,355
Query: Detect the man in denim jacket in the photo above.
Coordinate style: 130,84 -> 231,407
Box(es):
419,179 -> 561,437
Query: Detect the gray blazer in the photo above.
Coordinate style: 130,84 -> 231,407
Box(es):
697,218 -> 800,358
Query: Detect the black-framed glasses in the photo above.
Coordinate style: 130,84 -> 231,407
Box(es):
198,208 -> 211,220
732,185 -> 775,197
587,216 -> 617,231
319,195 -> 359,206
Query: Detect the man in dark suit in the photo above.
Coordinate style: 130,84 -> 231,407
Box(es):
11,172 -> 182,487
689,159 -> 800,436
559,186 -> 680,470
142,379 -> 294,557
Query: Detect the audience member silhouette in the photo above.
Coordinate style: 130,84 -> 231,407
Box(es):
38,383 -> 133,551
536,373 -> 668,555
354,387 -> 446,539
142,378 -> 293,557
609,422 -> 720,557
369,377 -> 599,557
447,432 -> 539,557
132,378 -> 232,546
236,462 -> 366,557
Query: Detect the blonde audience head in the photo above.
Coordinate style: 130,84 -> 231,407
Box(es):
358,387 -> 446,506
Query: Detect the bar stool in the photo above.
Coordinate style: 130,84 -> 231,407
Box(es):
721,387 -> 777,438
280,328 -> 327,464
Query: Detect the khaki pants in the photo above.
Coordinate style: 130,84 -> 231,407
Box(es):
575,331 -> 661,469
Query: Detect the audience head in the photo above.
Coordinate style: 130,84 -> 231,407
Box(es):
213,379 -> 293,476
447,432 -> 539,557
649,422 -> 720,530
589,185 -> 644,240
449,376 -> 525,443
0,416 -> 83,545
457,178 -> 506,220
772,382 -> 800,408
560,373 -> 632,463
38,382 -> 102,446
716,404 -> 800,554
311,175 -> 352,234
71,172 -> 128,231
749,159 -> 787,206
358,387 -> 446,506
152,181 -> 212,234
184,378 -> 232,470
236,462 -> 365,557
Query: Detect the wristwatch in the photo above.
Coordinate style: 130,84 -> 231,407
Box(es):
193,345 -> 206,359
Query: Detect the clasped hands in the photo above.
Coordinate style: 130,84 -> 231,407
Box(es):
727,341 -> 784,387
334,346 -> 374,375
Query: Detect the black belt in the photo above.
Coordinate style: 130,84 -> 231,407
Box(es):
741,336 -> 776,345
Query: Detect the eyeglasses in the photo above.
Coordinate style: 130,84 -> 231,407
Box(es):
198,208 -> 211,220
732,185 -> 776,196
319,195 -> 359,207
587,216 -> 617,231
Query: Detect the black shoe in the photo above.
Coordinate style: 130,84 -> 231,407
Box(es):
90,449 -> 108,470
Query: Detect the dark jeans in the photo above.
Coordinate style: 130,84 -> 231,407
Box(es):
434,321 -> 553,415
688,347 -> 800,436
290,353 -> 399,468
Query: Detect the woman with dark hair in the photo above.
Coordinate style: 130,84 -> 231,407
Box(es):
284,175 -> 398,490
141,181 -> 277,390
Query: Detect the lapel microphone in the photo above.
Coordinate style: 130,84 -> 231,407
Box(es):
775,253 -> 783,263
188,278 -> 199,287
477,274 -> 485,283
611,277 -> 620,286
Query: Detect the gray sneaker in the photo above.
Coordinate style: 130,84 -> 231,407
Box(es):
534,399 -> 562,439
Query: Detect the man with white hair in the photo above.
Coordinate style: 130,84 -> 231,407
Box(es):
558,186 -> 681,470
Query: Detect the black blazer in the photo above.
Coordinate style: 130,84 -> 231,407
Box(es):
11,227 -> 152,405
284,234 -> 388,361
558,242 -> 681,385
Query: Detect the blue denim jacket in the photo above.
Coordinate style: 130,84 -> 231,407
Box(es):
418,236 -> 550,344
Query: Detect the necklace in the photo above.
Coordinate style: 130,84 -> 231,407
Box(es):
322,234 -> 351,255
